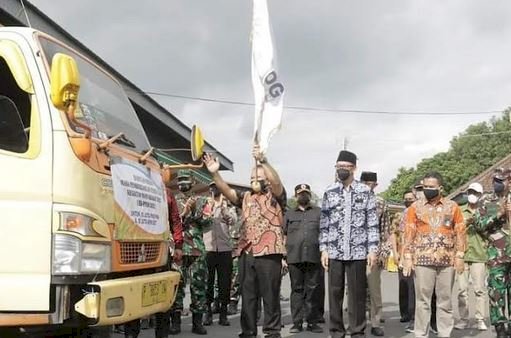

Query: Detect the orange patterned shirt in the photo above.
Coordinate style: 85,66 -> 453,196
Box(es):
235,190 -> 286,257
403,198 -> 466,267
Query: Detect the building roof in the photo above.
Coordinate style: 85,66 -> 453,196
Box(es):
0,0 -> 233,172
448,152 -> 511,201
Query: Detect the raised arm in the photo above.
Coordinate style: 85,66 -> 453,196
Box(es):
203,153 -> 239,205
253,144 -> 284,197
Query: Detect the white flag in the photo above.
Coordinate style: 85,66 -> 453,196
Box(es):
252,0 -> 284,154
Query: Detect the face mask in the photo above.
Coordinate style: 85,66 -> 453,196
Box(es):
467,194 -> 479,204
337,168 -> 351,181
423,188 -> 439,201
404,200 -> 414,208
210,187 -> 220,197
251,180 -> 267,193
297,194 -> 311,206
178,183 -> 191,193
494,180 -> 505,194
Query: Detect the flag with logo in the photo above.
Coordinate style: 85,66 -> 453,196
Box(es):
252,0 -> 284,154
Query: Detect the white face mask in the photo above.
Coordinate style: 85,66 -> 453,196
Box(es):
467,194 -> 479,204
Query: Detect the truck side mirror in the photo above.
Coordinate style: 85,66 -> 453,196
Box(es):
0,95 -> 28,153
50,53 -> 91,161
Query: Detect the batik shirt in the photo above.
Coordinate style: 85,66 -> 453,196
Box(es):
235,190 -> 287,257
375,195 -> 392,264
176,192 -> 213,257
319,180 -> 379,261
403,198 -> 466,267
474,192 -> 511,267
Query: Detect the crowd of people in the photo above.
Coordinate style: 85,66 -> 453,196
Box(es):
123,145 -> 511,338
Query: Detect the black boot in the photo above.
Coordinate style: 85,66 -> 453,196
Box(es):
203,308 -> 213,326
169,311 -> 181,335
192,313 -> 207,335
219,305 -> 230,326
495,323 -> 507,338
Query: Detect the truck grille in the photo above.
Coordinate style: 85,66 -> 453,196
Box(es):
120,242 -> 160,264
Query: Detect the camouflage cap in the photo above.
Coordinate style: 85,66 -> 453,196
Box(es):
493,167 -> 511,181
177,169 -> 192,182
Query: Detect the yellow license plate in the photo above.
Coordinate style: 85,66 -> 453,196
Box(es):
142,280 -> 169,307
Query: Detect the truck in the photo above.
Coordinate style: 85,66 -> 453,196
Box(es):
0,27 -> 185,336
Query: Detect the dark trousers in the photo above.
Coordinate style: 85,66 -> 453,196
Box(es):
329,259 -> 367,338
206,251 -> 233,309
399,268 -> 416,321
318,266 -> 325,318
239,252 -> 282,337
289,262 -> 322,325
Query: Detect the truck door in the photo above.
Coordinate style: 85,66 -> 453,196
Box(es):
0,38 -> 53,311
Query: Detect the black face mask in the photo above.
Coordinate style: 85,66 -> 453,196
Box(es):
178,183 -> 192,193
423,188 -> 440,201
494,180 -> 506,194
251,180 -> 267,193
210,187 -> 221,197
404,200 -> 414,208
297,194 -> 311,206
337,169 -> 351,181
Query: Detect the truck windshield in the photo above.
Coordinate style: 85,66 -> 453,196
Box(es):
38,37 -> 151,153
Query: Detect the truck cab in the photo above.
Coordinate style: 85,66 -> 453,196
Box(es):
0,27 -> 180,333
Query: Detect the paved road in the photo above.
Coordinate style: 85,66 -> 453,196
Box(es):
114,271 -> 495,338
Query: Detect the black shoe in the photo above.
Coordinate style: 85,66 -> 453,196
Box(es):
496,323 -> 507,338
289,323 -> 303,333
169,311 -> 181,335
371,327 -> 384,336
192,313 -> 207,335
379,318 -> 385,324
307,323 -> 323,333
400,317 -> 410,323
219,307 -> 230,326
203,311 -> 213,326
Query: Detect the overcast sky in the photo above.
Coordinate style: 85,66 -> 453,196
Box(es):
28,0 -> 511,196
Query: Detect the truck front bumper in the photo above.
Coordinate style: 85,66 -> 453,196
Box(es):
74,271 -> 180,326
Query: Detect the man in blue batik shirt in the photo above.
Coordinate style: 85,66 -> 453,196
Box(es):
319,150 -> 379,338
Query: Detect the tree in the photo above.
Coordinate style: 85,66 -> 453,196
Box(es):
383,110 -> 511,201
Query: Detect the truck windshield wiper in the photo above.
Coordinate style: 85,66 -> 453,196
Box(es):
111,134 -> 136,148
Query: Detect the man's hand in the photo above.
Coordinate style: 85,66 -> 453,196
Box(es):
367,252 -> 377,269
252,144 -> 266,162
281,258 -> 288,275
321,251 -> 329,272
203,153 -> 220,174
393,251 -> 400,266
173,248 -> 183,265
402,256 -> 414,277
455,257 -> 465,274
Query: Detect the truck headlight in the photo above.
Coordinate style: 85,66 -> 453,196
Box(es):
60,212 -> 100,237
53,234 -> 111,275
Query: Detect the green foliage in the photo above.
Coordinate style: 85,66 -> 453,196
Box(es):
383,110 -> 511,201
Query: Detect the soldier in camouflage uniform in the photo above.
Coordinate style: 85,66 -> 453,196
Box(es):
228,205 -> 243,314
474,168 -> 511,338
169,169 -> 212,335
360,171 -> 388,336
